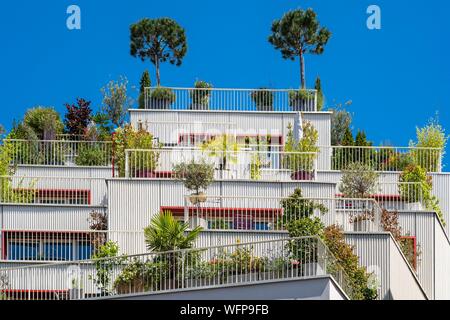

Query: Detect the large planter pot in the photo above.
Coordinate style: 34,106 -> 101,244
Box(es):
189,192 -> 207,205
353,219 -> 374,232
115,279 -> 145,295
149,99 -> 171,109
290,99 -> 310,111
134,169 -> 157,178
291,170 -> 315,181
405,202 -> 423,211
68,288 -> 84,300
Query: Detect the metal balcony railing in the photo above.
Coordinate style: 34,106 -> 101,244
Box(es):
319,146 -> 443,173
124,148 -> 318,181
144,87 -> 318,112
4,139 -> 113,167
0,236 -> 352,300
181,196 -> 383,233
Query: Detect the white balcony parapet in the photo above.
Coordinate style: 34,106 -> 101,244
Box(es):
123,148 -> 318,181
181,195 -> 383,233
4,139 -> 113,167
318,145 -> 443,173
144,87 -> 318,112
0,236 -> 352,300
0,176 -> 107,206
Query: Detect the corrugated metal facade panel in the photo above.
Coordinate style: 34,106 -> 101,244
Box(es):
434,218 -> 450,299
344,233 -> 391,300
0,205 -> 106,231
303,113 -> 331,171
398,211 -> 435,299
15,166 -> 114,178
194,231 -> 288,248
430,173 -> 450,235
107,179 -> 336,231
389,239 -> 427,300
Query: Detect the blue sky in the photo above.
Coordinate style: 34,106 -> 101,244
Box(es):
0,1 -> 449,164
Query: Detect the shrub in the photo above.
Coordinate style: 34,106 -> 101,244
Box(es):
323,225 -> 378,300
249,153 -> 262,180
339,162 -> 379,198
22,107 -> 64,140
280,188 -> 327,225
288,89 -> 315,106
150,87 -> 176,103
284,121 -> 319,172
75,144 -> 106,166
112,125 -> 160,177
173,159 -> 214,195
90,241 -> 124,294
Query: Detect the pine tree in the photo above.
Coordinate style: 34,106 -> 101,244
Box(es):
342,127 -> 354,146
138,70 -> 151,109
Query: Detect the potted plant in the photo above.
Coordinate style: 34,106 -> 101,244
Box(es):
250,88 -> 274,111
283,122 -> 319,181
148,87 -> 176,109
399,164 -> 429,211
174,159 -> 214,203
190,80 -> 212,110
288,89 -> 315,111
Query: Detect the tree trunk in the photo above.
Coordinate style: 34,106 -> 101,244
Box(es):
155,56 -> 161,86
299,52 -> 306,89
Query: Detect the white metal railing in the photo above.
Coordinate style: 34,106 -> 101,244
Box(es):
0,176 -> 107,206
4,139 -> 113,167
124,148 -> 318,181
144,87 -> 318,112
0,236 -> 352,300
0,230 -> 145,263
319,146 -> 443,172
181,195 -> 383,233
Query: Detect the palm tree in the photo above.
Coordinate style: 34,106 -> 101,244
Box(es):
144,211 -> 202,252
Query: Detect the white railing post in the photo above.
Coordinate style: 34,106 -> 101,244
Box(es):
124,150 -> 130,178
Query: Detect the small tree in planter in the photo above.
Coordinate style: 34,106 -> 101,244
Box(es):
284,121 -> 319,180
190,80 -> 213,110
148,87 -> 176,109
250,88 -> 274,111
173,159 -> 214,206
399,164 -> 429,210
339,162 -> 379,231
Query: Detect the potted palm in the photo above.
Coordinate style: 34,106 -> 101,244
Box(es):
250,88 -> 274,111
190,80 -> 213,110
173,159 -> 214,228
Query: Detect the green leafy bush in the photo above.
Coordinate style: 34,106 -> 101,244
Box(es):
284,121 -> 319,173
150,87 -> 176,103
173,159 -> 214,195
75,144 -> 107,166
190,80 -> 212,108
339,162 -> 379,198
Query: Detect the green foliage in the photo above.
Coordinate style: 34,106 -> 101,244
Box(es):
112,125 -> 159,177
21,107 -> 63,140
280,188 -> 328,225
268,8 -> 331,88
399,164 -> 445,226
200,134 -> 239,171
323,225 -> 378,300
284,121 -> 319,172
150,87 -> 176,102
339,162 -> 379,198
144,211 -> 202,252
249,153 -> 262,180
315,77 -> 324,111
90,241 -> 124,294
75,144 -> 107,166
139,70 -> 151,109
410,115 -> 448,172
286,218 -> 324,263
91,112 -> 114,141
250,88 -> 274,111
101,77 -> 131,128
208,219 -> 230,230
288,89 -> 315,105
130,18 -> 187,86
173,159 -> 215,194
330,101 -> 353,146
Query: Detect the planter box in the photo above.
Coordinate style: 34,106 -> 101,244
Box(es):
148,99 -> 171,109
290,99 -> 310,112
353,219 -> 375,232
134,170 -> 157,178
404,202 -> 423,211
291,170 -> 315,181
69,288 -> 84,300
